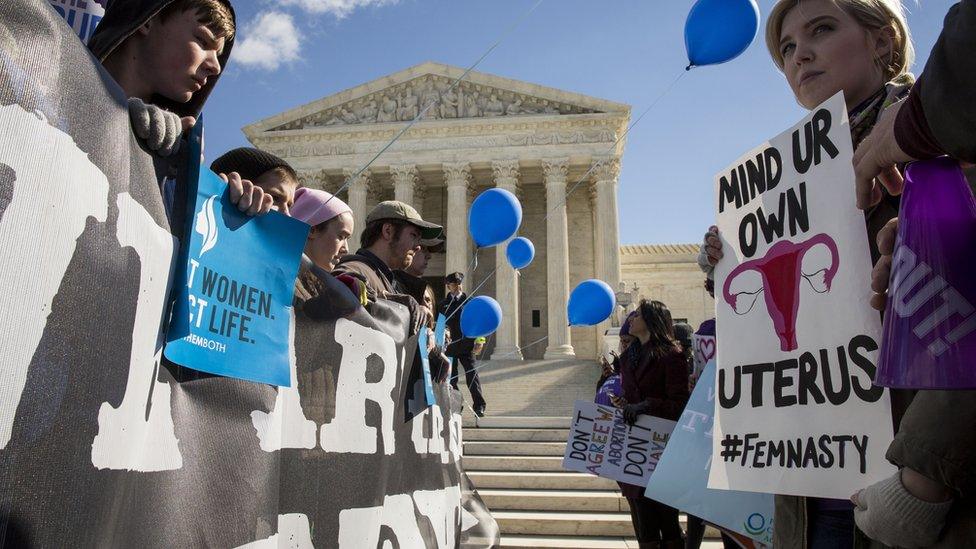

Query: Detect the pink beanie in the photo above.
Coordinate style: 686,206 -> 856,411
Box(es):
291,187 -> 352,226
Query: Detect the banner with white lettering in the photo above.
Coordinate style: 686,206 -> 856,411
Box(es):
0,2 -> 498,546
48,0 -> 104,44
708,93 -> 895,498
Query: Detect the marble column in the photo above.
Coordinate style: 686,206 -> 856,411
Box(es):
591,157 -> 622,290
542,158 -> 575,359
391,164 -> 420,213
591,157 -> 622,341
491,159 -> 522,360
443,162 -> 471,277
344,168 -> 371,250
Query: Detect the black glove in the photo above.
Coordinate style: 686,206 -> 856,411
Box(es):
622,401 -> 649,425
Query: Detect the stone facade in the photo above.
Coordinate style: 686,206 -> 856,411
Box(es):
245,62 -> 631,360
620,244 -> 715,330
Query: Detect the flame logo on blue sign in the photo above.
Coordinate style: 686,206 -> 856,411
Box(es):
194,195 -> 219,257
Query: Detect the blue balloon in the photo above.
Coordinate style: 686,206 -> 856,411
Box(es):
460,296 -> 503,338
684,0 -> 760,68
567,279 -> 616,326
469,188 -> 522,248
506,237 -> 535,270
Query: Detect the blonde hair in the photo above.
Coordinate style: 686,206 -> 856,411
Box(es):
765,0 -> 914,86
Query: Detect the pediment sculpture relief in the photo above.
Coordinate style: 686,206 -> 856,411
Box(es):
272,75 -> 603,131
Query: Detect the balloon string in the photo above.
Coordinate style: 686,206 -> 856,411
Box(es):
450,334 -> 549,381
466,247 -> 480,275
543,69 -> 686,221
443,267 -> 498,325
323,0 -> 546,207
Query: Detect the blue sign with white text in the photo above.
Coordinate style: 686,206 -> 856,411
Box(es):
644,361 -> 774,544
164,124 -> 309,386
417,328 -> 436,406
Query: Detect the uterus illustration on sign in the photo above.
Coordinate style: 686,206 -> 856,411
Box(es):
723,234 -> 840,351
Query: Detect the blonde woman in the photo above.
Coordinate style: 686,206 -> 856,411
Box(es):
697,1 -> 919,547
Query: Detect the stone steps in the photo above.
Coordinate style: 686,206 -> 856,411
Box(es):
463,455 -> 566,472
465,414 -> 723,547
464,416 -> 571,429
498,535 -> 728,549
464,441 -> 566,456
479,489 -> 627,512
493,511 -> 634,537
469,471 -> 619,491
465,428 -> 569,442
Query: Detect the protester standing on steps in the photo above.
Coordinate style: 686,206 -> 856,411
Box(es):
696,0 -> 920,545
439,272 -> 487,417
596,312 -> 634,406
617,299 -> 691,549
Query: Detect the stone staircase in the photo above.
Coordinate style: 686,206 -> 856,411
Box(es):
459,382 -> 724,548
456,359 -> 724,548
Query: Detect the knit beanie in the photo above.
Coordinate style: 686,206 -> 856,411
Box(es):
210,147 -> 296,182
291,187 -> 352,227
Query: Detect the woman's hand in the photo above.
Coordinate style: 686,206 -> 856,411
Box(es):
869,218 -> 898,310
622,401 -> 649,425
852,100 -> 913,209
697,226 -> 723,276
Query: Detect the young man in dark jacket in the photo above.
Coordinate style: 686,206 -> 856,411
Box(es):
89,0 -> 275,224
332,200 -> 441,337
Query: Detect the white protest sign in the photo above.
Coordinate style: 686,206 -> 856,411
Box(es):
599,408 -> 675,487
562,400 -> 618,476
693,332 -> 716,378
708,93 -> 895,498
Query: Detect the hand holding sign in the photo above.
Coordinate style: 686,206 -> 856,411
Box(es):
164,122 -> 310,387
709,93 -> 895,499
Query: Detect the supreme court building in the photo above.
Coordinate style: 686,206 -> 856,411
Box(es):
246,62 -> 657,360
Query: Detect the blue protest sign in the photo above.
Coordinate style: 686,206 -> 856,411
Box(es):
434,314 -> 447,348
644,361 -> 774,544
417,329 -> 436,406
164,122 -> 309,387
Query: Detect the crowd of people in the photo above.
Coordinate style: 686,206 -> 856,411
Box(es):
592,0 -> 976,548
79,0 -> 974,546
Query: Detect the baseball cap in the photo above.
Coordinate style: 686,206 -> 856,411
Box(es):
366,201 -> 442,240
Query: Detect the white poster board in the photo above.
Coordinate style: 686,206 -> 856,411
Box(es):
563,400 -> 675,487
708,93 -> 895,498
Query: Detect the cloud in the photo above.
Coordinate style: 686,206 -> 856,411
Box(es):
279,0 -> 398,18
234,11 -> 302,71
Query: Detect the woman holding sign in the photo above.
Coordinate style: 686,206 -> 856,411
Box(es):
614,300 -> 690,548
697,0 -> 919,547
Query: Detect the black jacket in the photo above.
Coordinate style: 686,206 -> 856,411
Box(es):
438,292 -> 473,357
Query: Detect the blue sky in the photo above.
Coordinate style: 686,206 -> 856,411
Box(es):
206,0 -> 953,245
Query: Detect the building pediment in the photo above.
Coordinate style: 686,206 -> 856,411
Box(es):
244,62 -> 630,137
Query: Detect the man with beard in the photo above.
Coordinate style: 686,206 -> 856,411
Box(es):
333,201 -> 442,336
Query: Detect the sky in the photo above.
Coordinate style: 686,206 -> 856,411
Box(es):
206,0 -> 954,245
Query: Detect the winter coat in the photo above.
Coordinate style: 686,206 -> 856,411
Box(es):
617,342 -> 690,499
